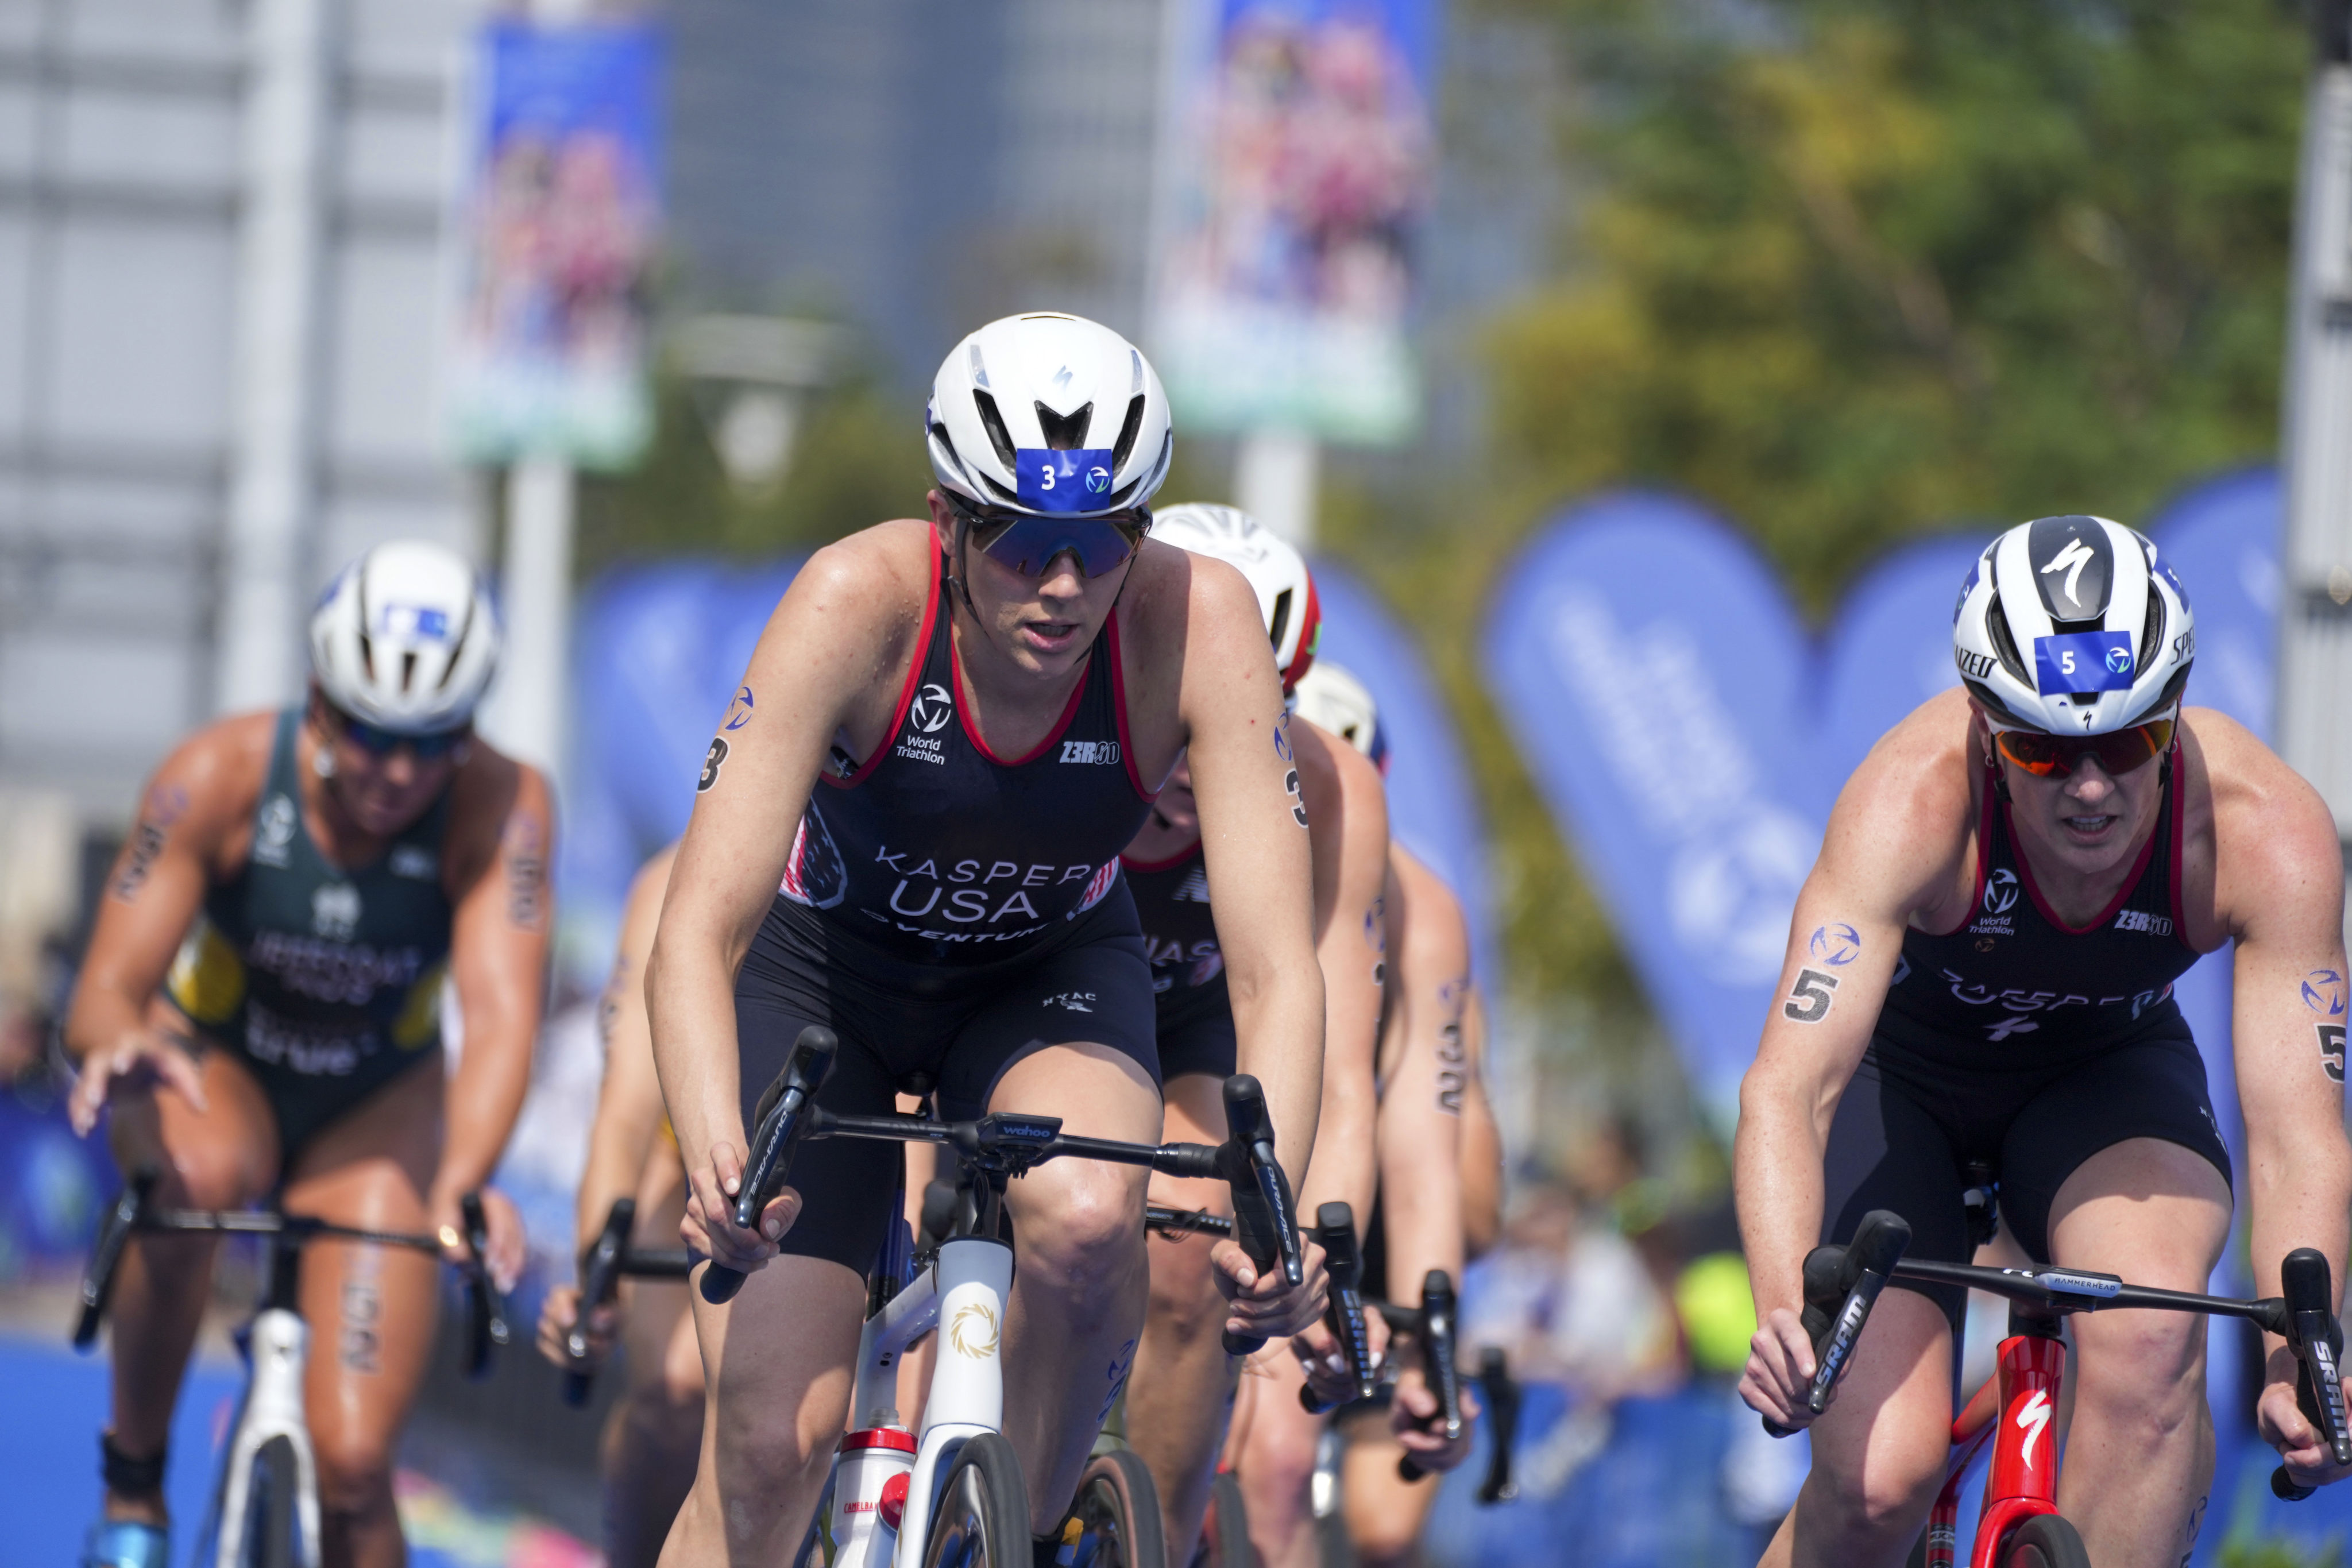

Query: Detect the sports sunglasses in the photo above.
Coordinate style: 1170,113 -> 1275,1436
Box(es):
331,704 -> 470,761
954,497 -> 1150,580
1989,713 -> 2175,778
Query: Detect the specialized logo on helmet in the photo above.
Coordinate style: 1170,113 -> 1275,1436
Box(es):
2026,516 -> 2114,620
910,682 -> 953,734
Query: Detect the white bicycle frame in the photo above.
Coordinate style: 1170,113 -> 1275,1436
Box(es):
206,1307 -> 323,1568
824,1234 -> 1016,1568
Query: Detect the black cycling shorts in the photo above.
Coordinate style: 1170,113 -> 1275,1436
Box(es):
1821,1029 -> 2231,1328
735,883 -> 1158,1273
1155,1005 -> 1237,1085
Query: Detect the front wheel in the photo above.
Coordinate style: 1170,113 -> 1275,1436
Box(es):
1068,1449 -> 1167,1568
243,1436 -> 301,1568
1999,1513 -> 2090,1568
923,1432 -> 1030,1568
1198,1472 -> 1255,1568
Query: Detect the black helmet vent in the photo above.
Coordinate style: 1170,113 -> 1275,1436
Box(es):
1110,394 -> 1146,472
971,390 -> 1017,470
2135,580 -> 2166,679
1034,400 -> 1093,451
1984,591 -> 2030,688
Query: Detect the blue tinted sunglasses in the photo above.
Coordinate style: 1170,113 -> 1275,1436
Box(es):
332,705 -> 469,760
956,499 -> 1150,579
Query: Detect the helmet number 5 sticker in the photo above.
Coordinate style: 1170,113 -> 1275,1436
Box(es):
2033,631 -> 2134,696
1783,967 -> 1841,1025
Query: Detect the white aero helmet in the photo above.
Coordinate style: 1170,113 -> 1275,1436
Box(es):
1952,514 -> 2193,735
926,312 -> 1173,517
1153,503 -> 1322,691
1293,659 -> 1387,773
309,540 -> 500,734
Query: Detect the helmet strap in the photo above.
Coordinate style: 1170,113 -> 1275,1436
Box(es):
947,511 -> 976,619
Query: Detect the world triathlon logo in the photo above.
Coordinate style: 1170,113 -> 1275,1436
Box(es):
1983,868 -> 2020,915
2104,644 -> 2132,675
1085,465 -> 1111,493
1808,923 -> 1861,967
909,682 -> 953,734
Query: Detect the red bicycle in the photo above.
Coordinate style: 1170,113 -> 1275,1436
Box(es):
1767,1208 -> 2352,1568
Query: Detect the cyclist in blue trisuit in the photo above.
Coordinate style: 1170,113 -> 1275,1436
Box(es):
64,542 -> 549,1568
644,314 -> 1330,1566
1115,509 -> 1389,1561
1737,516 -> 2352,1566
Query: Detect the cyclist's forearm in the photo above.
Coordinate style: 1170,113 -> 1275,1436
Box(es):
574,1084 -> 666,1256
439,1017 -> 533,1196
1299,1045 -> 1375,1223
1375,1076 -> 1463,1296
1230,964 -> 1324,1192
63,978 -> 155,1064
2246,1129 -> 2352,1342
1733,1073 -> 1830,1317
645,941 -> 748,1174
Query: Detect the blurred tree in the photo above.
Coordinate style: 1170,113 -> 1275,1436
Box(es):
1323,0 -> 2307,1017
574,365 -> 933,577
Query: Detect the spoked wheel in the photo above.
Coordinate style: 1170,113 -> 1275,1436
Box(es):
1998,1513 -> 2090,1568
1068,1449 -> 1168,1568
924,1432 -> 1031,1568
1195,1472 -> 1255,1568
245,1436 -> 301,1568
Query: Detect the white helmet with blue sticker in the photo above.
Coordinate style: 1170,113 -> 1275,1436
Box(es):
308,541 -> 500,734
1952,514 -> 2192,736
925,312 -> 1173,517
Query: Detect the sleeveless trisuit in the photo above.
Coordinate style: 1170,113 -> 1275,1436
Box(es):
1123,842 -> 1238,1084
1821,751 -> 2233,1324
166,709 -> 454,1165
736,553 -> 1160,1271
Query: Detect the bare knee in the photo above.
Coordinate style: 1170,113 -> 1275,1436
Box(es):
1809,1447 -> 1943,1543
311,1427 -> 396,1521
2077,1315 -> 2206,1432
1017,1164 -> 1145,1299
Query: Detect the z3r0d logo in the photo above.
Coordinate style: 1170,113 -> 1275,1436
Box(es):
909,682 -> 953,734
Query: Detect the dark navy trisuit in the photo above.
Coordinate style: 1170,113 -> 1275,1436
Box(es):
1123,842 -> 1238,1084
165,709 -> 454,1169
1821,748 -> 2231,1325
737,553 -> 1161,1271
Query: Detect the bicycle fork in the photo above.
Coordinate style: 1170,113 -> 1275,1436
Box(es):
210,1233 -> 323,1568
825,1235 -> 1015,1568
1926,1324 -> 2065,1568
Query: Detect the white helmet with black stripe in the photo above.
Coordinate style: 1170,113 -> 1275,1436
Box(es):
1152,503 -> 1321,692
1952,513 -> 2193,735
308,541 -> 500,734
1294,659 -> 1387,772
925,312 -> 1173,517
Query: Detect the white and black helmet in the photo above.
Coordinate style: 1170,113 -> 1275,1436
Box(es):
925,312 -> 1173,517
309,541 -> 500,734
1153,503 -> 1322,691
1952,514 -> 2193,735
1294,659 -> 1387,772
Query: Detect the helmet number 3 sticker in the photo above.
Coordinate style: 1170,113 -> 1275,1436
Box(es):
2034,631 -> 2134,696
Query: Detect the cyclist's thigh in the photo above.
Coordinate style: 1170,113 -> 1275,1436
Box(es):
940,916 -> 1161,1136
113,1010 -> 280,1207
1151,1069 -> 1234,1217
1821,1053 -> 1973,1329
739,994 -> 906,1274
1797,1286 -> 1953,1511
2003,1036 -> 2233,1275
282,1058 -> 445,1476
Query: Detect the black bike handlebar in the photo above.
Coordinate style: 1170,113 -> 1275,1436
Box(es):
73,1169 -> 507,1379
1299,1203 -> 1376,1412
1763,1209 -> 1911,1439
563,1196 -> 638,1407
701,1036 -> 1305,1327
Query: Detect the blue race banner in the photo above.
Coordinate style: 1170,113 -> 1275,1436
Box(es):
1483,491 -> 1832,1121
1310,561 -> 1498,986
560,557 -> 802,955
1818,532 -> 1987,782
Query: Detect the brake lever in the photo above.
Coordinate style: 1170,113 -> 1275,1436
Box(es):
1764,1210 -> 1910,1438
703,1027 -> 837,1306
459,1191 -> 509,1380
2273,1247 -> 2349,1501
1398,1270 -> 1463,1482
564,1197 -> 636,1407
75,1167 -> 158,1352
1299,1203 -> 1374,1413
1218,1075 -> 1302,1355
